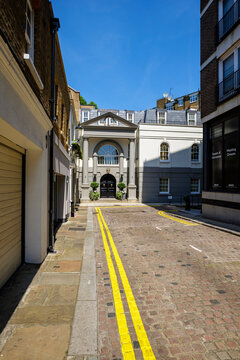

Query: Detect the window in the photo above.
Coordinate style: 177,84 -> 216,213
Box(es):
191,179 -> 200,194
223,54 -> 234,95
190,94 -> 198,103
188,113 -> 196,126
98,145 -> 119,165
109,117 -> 118,125
219,0 -> 238,41
83,111 -> 89,122
191,144 -> 200,162
166,103 -> 173,110
159,178 -> 169,194
127,113 -> 134,122
158,112 -> 166,124
178,98 -> 183,107
160,142 -> 169,161
25,0 -> 34,60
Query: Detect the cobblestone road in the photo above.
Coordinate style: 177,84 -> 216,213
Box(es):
95,205 -> 240,360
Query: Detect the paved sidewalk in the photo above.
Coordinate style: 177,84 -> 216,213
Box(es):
0,207 -> 89,360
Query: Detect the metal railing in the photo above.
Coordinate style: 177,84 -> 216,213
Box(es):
218,0 -> 240,42
218,69 -> 240,102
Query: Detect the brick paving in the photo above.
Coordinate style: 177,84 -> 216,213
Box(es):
95,206 -> 240,360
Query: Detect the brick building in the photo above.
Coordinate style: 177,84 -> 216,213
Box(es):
157,91 -> 200,111
201,0 -> 240,224
0,0 -> 71,287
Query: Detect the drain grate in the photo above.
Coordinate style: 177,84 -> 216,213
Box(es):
69,227 -> 86,231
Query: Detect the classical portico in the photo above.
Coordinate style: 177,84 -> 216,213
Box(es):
79,112 -> 137,201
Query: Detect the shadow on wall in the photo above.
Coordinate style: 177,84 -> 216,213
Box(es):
140,146 -> 203,205
0,263 -> 40,333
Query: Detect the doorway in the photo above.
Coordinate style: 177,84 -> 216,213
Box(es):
100,174 -> 116,198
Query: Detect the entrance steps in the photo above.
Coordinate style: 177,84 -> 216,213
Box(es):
78,199 -> 140,207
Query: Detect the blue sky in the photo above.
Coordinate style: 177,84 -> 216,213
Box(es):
51,0 -> 200,110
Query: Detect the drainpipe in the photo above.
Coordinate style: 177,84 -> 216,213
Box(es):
49,17 -> 60,253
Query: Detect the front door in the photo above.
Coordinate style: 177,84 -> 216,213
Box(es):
100,174 -> 116,198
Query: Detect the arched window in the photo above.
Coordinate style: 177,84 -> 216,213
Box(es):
191,144 -> 199,162
160,143 -> 169,161
98,144 -> 119,165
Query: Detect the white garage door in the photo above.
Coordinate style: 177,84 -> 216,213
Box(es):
0,141 -> 23,288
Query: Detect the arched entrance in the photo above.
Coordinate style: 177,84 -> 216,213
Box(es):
100,174 -> 116,198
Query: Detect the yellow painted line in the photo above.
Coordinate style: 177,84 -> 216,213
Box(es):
98,208 -> 156,360
158,210 -> 199,226
98,205 -> 146,209
95,208 -> 136,360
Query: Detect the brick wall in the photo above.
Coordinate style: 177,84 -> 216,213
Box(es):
0,0 -> 70,148
201,58 -> 218,118
201,0 -> 212,12
201,0 -> 218,65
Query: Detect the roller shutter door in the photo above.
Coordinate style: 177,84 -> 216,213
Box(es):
0,142 -> 23,288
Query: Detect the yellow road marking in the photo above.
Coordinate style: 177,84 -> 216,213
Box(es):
97,208 -> 156,360
98,205 -> 146,209
96,208 -> 136,360
158,210 -> 199,226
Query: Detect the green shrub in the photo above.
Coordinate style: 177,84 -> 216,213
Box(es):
89,191 -> 100,201
90,182 -> 99,191
71,142 -> 83,159
117,182 -> 126,191
116,191 -> 123,200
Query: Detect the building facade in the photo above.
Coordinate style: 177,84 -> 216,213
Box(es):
78,108 -> 203,204
157,91 -> 200,111
201,0 -> 240,225
0,0 -> 71,287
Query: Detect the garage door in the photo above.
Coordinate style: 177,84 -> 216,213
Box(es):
0,141 -> 23,288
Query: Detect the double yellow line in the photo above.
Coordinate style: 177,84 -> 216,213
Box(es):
96,207 -> 156,360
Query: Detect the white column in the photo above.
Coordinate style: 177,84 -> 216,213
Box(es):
128,139 -> 137,201
82,137 -> 89,184
93,153 -> 98,176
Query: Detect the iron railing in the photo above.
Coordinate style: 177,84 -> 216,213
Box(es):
218,0 -> 240,42
218,69 -> 240,102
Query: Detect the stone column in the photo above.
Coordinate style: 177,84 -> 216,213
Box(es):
81,137 -> 90,201
119,153 -> 124,182
93,153 -> 98,177
128,139 -> 137,201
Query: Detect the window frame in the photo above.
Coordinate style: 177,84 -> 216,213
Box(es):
190,178 -> 200,194
178,98 -> 184,107
158,111 -> 166,125
160,142 -> 170,162
97,144 -> 119,165
127,113 -> 134,122
159,178 -> 170,194
187,112 -> 197,126
189,94 -> 198,103
191,143 -> 200,163
25,0 -> 34,61
166,102 -> 174,110
83,111 -> 89,122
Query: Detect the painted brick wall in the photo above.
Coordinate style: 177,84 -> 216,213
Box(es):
201,58 -> 218,118
201,0 -> 218,65
0,0 -> 70,147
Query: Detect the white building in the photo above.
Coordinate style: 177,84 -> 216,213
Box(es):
78,108 -> 203,204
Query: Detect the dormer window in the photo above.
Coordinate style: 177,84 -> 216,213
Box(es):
83,111 -> 89,122
158,112 -> 166,124
178,98 -> 183,107
166,102 -> 174,110
127,113 -> 134,122
190,94 -> 198,103
188,112 -> 197,126
25,0 -> 34,61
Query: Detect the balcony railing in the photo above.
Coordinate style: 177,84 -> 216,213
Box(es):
218,69 -> 240,102
218,0 -> 240,42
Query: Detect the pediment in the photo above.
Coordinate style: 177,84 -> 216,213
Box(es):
81,112 -> 138,129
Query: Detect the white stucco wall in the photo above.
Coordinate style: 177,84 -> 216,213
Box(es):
138,124 -> 203,169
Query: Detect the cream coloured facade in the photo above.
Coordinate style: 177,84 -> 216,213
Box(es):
78,109 -> 203,204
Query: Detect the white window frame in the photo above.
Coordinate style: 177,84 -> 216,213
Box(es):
158,111 -> 166,124
187,112 -> 197,126
166,102 -> 174,110
127,113 -> 134,122
218,47 -> 239,84
190,178 -> 200,194
160,142 -> 170,162
191,143 -> 200,163
109,117 -> 118,125
83,111 -> 89,122
159,178 -> 170,194
25,0 -> 34,61
189,93 -> 198,103
178,98 -> 184,107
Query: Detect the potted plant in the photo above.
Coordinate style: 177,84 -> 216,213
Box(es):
117,182 -> 126,200
90,182 -> 99,201
71,141 -> 83,159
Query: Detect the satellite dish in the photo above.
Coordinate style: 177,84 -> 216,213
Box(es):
163,92 -> 168,98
